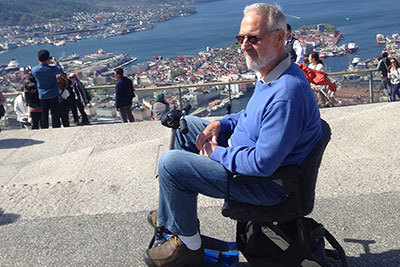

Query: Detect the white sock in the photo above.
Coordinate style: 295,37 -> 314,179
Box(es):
178,232 -> 201,250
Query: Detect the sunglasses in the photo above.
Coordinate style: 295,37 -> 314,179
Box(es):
235,29 -> 278,44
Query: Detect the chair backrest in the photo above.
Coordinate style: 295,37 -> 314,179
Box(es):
298,119 -> 331,215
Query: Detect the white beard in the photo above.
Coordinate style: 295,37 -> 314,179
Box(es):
244,46 -> 276,72
245,55 -> 272,72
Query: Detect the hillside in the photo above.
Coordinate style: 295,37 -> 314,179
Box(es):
0,0 -> 217,27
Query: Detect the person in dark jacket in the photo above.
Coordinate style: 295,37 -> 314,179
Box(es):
114,67 -> 135,123
57,74 -> 70,127
63,73 -> 80,126
69,73 -> 90,125
151,92 -> 170,120
23,73 -> 42,129
377,51 -> 392,101
285,24 -> 304,64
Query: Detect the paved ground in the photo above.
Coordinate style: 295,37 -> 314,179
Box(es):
1,102 -> 399,266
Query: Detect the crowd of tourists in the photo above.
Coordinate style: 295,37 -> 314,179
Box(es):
11,50 -> 91,129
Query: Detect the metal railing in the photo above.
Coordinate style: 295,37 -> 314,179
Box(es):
1,68 -> 384,130
2,68 -> 380,101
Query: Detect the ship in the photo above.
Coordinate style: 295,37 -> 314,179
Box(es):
376,33 -> 385,44
60,53 -> 80,62
347,41 -> 358,53
5,59 -> 20,72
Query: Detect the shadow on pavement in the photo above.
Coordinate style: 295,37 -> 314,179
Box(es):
0,138 -> 44,149
0,208 -> 21,226
344,238 -> 400,267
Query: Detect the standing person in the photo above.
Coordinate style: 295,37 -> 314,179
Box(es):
31,50 -> 62,128
57,74 -> 70,127
64,73 -> 80,126
14,93 -> 29,128
114,67 -> 135,123
69,73 -> 90,125
151,92 -> 169,120
0,89 -> 5,132
388,58 -> 400,101
378,52 -> 392,101
144,3 -> 321,267
285,23 -> 304,64
23,73 -> 42,129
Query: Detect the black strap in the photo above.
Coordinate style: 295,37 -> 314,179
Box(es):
323,228 -> 348,267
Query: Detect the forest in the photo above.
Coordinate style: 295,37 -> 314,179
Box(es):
0,0 -> 217,26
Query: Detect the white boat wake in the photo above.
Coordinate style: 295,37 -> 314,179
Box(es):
287,15 -> 301,19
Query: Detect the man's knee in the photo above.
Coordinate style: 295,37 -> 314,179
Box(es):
158,150 -> 186,177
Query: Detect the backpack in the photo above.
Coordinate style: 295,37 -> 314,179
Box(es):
236,218 -> 347,267
24,82 -> 41,108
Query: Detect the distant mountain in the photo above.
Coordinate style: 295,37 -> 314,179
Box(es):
0,0 -> 218,27
0,0 -> 103,26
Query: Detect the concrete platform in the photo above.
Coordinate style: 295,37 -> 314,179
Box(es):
1,102 -> 399,266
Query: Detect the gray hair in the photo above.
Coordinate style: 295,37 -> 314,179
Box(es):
244,3 -> 287,36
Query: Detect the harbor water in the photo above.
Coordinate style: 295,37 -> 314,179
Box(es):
0,0 -> 399,72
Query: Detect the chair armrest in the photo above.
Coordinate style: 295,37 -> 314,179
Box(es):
231,165 -> 302,185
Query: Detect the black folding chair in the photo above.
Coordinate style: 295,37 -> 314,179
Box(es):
221,119 -> 348,267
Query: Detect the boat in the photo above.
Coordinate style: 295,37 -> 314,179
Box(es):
5,59 -> 20,72
376,33 -> 386,44
392,33 -> 400,43
347,41 -> 358,53
66,53 -> 79,61
348,56 -> 361,70
54,40 -> 65,46
60,52 -> 80,62
351,56 -> 360,65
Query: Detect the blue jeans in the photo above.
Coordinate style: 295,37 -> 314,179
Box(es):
157,116 -> 287,236
391,83 -> 400,101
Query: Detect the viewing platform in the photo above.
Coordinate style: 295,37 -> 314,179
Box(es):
1,102 -> 399,266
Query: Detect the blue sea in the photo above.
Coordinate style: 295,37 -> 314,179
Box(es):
0,0 -> 399,72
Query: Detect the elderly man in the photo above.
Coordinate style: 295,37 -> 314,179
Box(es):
144,3 -> 321,267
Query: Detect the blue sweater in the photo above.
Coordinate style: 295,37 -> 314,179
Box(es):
31,62 -> 63,100
211,63 -> 322,176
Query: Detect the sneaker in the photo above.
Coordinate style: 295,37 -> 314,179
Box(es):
147,210 -> 158,228
144,235 -> 204,267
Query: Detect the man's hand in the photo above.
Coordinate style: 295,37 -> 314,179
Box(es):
200,141 -> 218,158
196,120 -> 221,151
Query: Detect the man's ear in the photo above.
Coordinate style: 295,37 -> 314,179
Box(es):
274,29 -> 285,48
276,29 -> 285,43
